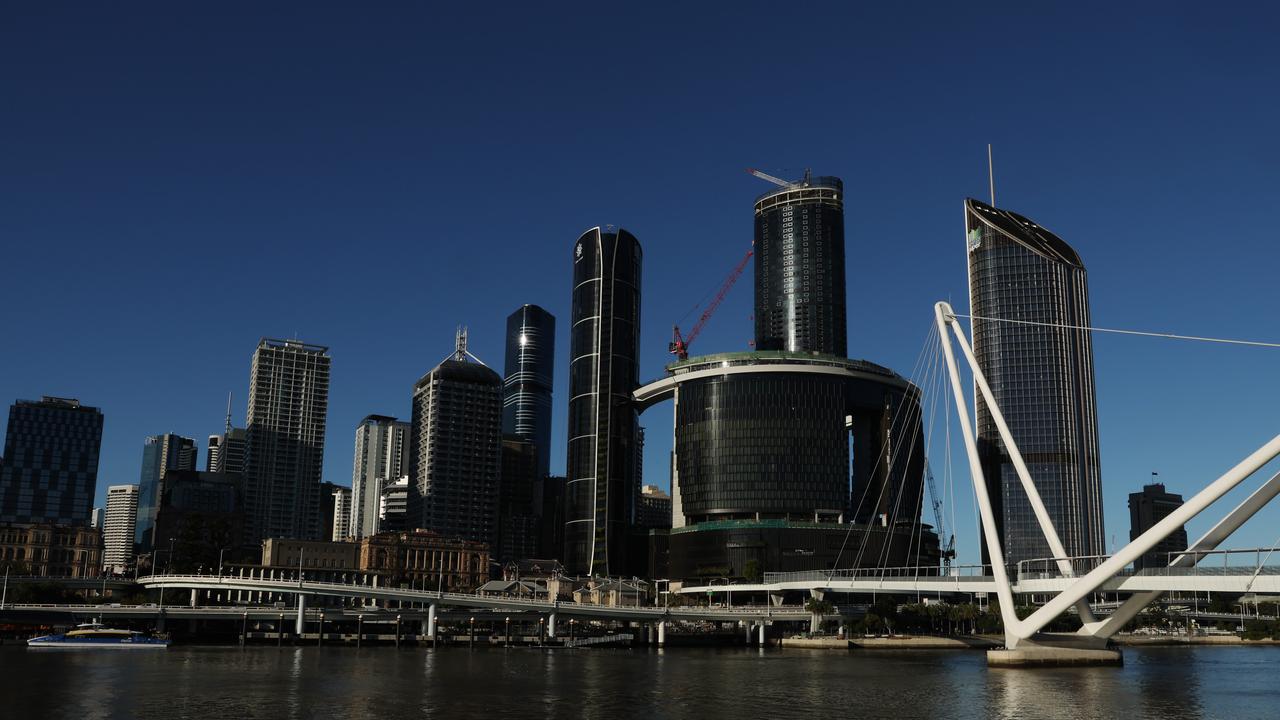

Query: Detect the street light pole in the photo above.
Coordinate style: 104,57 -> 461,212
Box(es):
167,537 -> 176,573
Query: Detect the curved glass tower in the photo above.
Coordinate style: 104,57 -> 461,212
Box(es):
564,227 -> 642,576
502,304 -> 556,478
965,198 -> 1104,569
753,175 -> 846,356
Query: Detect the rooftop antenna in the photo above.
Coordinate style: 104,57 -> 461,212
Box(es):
987,144 -> 996,206
224,392 -> 233,434
447,325 -> 489,367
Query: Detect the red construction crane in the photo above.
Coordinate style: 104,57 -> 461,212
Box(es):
669,247 -> 754,361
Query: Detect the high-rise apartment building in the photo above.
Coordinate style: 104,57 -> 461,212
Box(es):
966,197 -> 1105,568
136,433 -> 197,548
103,484 -> 139,574
379,476 -> 409,532
753,172 -> 847,356
564,227 -> 643,576
330,485 -> 352,541
0,397 -> 104,526
408,330 -> 503,547
502,304 -> 556,478
244,338 -> 331,542
207,428 -> 246,474
1129,481 -> 1188,570
350,415 -> 409,539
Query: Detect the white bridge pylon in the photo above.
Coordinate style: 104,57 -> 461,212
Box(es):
934,301 -> 1280,649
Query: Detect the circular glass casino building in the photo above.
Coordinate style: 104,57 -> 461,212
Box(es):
634,352 -> 939,581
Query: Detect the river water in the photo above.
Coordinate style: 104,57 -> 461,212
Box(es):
4,645 -> 1279,719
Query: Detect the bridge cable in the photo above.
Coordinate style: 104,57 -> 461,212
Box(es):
953,313 -> 1280,349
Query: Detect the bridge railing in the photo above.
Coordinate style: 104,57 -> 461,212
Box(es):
1015,547 -> 1280,583
762,564 -> 991,584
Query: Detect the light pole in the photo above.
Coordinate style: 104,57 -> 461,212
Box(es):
2,564 -> 9,609
167,537 -> 176,573
218,548 -> 230,578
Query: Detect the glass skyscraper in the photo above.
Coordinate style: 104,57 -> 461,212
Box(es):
965,197 -> 1105,569
753,174 -> 847,356
502,304 -> 555,478
564,226 -> 642,576
136,433 -> 197,548
0,397 -> 103,526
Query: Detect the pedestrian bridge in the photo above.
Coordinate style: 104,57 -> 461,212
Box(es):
681,553 -> 1280,598
136,574 -> 806,623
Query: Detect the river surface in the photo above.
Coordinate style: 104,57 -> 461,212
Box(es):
4,644 -> 1279,719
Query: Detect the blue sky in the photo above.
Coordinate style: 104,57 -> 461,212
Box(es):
3,2 -> 1278,565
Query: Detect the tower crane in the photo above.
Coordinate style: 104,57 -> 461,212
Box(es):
924,461 -> 957,571
669,247 -> 754,361
746,167 -> 813,188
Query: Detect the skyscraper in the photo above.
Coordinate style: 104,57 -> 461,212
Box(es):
502,304 -> 556,478
329,484 -> 352,541
207,428 -> 247,474
564,227 -> 642,576
408,330 -> 503,546
1129,481 -> 1188,570
965,197 -> 1105,568
103,484 -> 139,574
350,415 -> 409,539
244,338 -> 331,542
753,172 -> 847,356
136,433 -> 197,548
0,397 -> 104,526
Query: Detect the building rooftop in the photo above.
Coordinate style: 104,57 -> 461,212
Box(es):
966,198 -> 1083,268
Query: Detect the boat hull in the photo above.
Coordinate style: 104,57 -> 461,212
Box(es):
28,636 -> 169,649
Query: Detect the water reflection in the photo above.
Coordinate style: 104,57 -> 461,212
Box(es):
5,645 -> 1278,719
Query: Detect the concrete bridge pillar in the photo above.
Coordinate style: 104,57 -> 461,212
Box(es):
758,622 -> 766,647
189,589 -> 197,608
427,603 -> 438,642
809,612 -> 820,634
745,622 -> 752,644
296,595 -> 307,636
548,612 -> 557,639
769,593 -> 784,607
657,621 -> 666,647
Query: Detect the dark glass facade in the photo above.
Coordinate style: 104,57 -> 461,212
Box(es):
753,176 -> 847,356
502,304 -> 556,478
136,433 -> 197,548
0,397 -> 103,527
667,521 -> 939,581
966,198 -> 1105,569
565,227 -> 642,576
635,352 -> 933,581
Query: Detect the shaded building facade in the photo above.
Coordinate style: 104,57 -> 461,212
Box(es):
564,227 -> 643,576
154,470 -> 246,570
0,397 -> 103,527
408,332 -> 503,547
1129,482 -> 1188,570
502,304 -> 556,478
753,173 -> 847,356
244,339 -> 331,542
0,522 -> 101,578
965,198 -> 1105,568
497,436 -> 539,563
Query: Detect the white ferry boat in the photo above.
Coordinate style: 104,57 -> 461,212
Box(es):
27,623 -> 170,649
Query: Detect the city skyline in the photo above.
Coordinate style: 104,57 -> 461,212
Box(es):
3,4 -> 1280,567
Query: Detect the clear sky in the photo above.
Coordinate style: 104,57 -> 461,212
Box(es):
3,2 -> 1278,566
